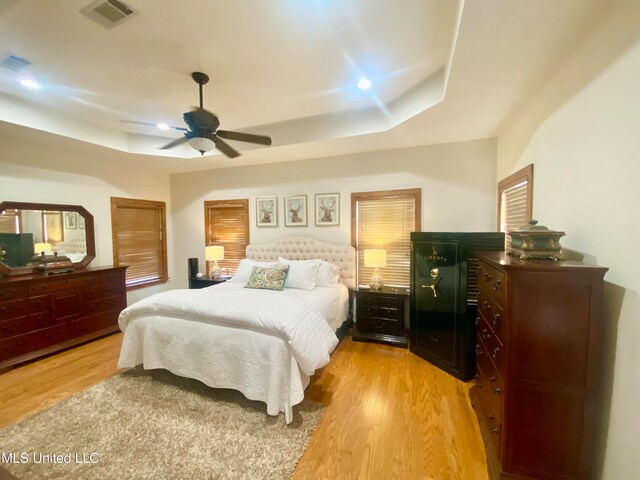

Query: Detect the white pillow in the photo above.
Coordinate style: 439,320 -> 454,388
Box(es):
229,259 -> 277,283
316,260 -> 340,287
277,257 -> 321,290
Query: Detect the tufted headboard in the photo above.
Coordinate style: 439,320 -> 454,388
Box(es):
246,236 -> 356,289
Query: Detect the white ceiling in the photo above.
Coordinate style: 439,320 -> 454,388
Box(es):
0,0 -> 609,172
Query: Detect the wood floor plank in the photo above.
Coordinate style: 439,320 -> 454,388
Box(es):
0,334 -> 488,479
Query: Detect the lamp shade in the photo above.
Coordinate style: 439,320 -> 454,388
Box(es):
188,136 -> 215,155
34,242 -> 51,254
364,249 -> 386,268
206,245 -> 224,261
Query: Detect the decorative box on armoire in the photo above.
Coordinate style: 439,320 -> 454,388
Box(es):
471,251 -> 607,480
410,232 -> 504,380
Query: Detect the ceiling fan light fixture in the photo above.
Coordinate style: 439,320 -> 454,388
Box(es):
188,136 -> 215,155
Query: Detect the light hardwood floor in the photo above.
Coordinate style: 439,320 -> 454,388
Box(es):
0,334 -> 489,480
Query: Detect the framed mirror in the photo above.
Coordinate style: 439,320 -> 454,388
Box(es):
0,201 -> 95,276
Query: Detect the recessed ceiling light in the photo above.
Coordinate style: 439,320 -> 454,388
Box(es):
357,78 -> 372,90
156,122 -> 170,131
19,78 -> 41,90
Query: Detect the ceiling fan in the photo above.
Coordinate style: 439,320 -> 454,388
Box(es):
158,72 -> 272,158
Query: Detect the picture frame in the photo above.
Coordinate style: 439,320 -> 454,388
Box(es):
315,193 -> 340,226
256,196 -> 278,227
77,214 -> 85,229
284,195 -> 308,227
64,211 -> 77,229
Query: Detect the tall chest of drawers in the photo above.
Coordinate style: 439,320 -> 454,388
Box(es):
471,251 -> 607,480
0,266 -> 127,370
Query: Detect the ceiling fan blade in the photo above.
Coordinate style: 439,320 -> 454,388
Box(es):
160,136 -> 189,150
214,137 -> 241,158
217,130 -> 272,146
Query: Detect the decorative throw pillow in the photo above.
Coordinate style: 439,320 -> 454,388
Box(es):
228,259 -> 277,283
244,265 -> 289,291
277,257 -> 321,290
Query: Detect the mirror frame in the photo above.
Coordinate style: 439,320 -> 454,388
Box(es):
0,201 -> 96,276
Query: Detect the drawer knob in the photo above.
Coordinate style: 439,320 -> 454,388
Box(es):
475,344 -> 483,355
493,280 -> 502,291
482,329 -> 491,340
490,428 -> 499,435
484,273 -> 492,281
491,386 -> 501,394
483,301 -> 490,310
492,347 -> 501,358
492,314 -> 501,326
475,316 -> 480,326
488,414 -> 494,420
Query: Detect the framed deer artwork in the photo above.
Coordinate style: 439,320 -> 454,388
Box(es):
256,196 -> 278,227
284,195 -> 308,227
315,193 -> 340,226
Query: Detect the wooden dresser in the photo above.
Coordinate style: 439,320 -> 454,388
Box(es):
0,266 -> 126,370
471,251 -> 607,480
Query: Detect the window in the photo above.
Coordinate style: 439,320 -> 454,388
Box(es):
111,197 -> 168,289
498,164 -> 533,248
0,208 -> 20,233
351,188 -> 421,288
204,199 -> 249,274
42,211 -> 63,243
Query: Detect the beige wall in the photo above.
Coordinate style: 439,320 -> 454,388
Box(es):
0,127 -> 177,304
170,138 -> 497,284
497,1 -> 640,477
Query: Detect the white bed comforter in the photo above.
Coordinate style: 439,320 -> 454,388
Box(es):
119,286 -> 339,376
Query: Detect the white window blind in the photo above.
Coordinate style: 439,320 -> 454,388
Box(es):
498,164 -> 533,249
204,199 -> 249,274
111,198 -> 168,288
352,189 -> 421,288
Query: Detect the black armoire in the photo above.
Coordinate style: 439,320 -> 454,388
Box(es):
410,232 -> 504,380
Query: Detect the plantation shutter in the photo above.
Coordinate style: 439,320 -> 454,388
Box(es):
0,209 -> 20,233
498,164 -> 533,249
204,199 -> 249,274
352,189 -> 421,288
111,198 -> 168,288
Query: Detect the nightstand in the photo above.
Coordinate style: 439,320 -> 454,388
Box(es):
188,276 -> 227,289
353,286 -> 408,347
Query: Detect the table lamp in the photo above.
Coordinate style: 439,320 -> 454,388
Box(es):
206,245 -> 224,279
34,242 -> 51,256
364,249 -> 386,290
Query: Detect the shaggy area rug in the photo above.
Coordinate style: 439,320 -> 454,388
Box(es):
0,368 -> 324,480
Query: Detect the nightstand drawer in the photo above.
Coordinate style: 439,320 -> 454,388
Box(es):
356,316 -> 400,336
358,305 -> 400,321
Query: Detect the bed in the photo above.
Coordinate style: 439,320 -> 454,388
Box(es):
117,236 -> 355,423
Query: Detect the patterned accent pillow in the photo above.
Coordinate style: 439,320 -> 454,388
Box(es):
244,265 -> 289,291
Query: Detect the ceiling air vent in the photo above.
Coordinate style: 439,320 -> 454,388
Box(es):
80,0 -> 137,29
0,54 -> 30,72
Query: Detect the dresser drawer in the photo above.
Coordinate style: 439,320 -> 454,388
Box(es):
477,291 -> 504,341
29,277 -> 87,296
356,316 -> 400,336
69,310 -> 119,337
0,313 -> 55,339
0,324 -> 69,361
82,282 -> 126,302
98,271 -> 125,285
0,285 -> 27,302
83,295 -> 127,316
0,299 -> 28,321
477,261 -> 505,305
478,315 -> 506,378
28,295 -> 51,314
